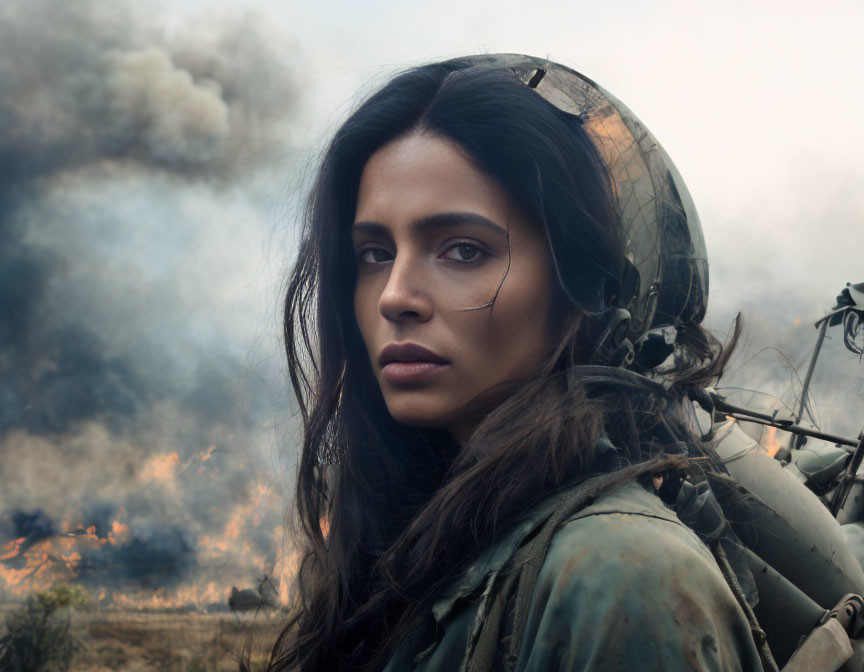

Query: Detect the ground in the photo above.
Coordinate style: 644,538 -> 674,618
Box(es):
0,604 -> 285,672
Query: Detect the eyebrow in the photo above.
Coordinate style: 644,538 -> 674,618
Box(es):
352,212 -> 509,240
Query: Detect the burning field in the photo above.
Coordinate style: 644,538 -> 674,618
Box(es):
0,460 -> 300,610
0,435 -> 302,667
0,0 -> 303,643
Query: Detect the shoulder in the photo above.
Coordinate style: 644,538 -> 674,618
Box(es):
516,481 -> 764,671
544,480 -> 721,590
536,481 -> 733,627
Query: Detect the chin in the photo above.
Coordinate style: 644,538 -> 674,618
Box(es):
383,396 -> 459,430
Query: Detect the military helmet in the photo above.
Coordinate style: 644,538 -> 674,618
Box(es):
453,54 -> 708,340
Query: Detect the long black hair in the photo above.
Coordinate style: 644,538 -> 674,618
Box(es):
269,59 -> 736,671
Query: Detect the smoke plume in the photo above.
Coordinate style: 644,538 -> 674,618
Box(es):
0,0 -> 301,606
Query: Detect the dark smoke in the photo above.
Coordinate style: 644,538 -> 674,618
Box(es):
10,512 -> 56,548
1,508 -> 198,590
0,511 -> 57,563
0,1 -> 297,185
0,0 -> 300,602
80,523 -> 199,590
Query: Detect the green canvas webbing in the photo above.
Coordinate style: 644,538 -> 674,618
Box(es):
466,464 -> 778,672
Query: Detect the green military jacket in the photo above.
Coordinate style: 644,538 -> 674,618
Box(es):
382,480 -> 763,671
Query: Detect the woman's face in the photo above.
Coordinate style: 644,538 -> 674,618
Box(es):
352,132 -> 557,443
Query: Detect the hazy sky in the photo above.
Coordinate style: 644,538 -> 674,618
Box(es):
166,0 -> 864,314
202,0 -> 864,426
1,0 -> 861,602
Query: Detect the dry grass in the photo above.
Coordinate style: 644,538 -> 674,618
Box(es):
1,605 -> 285,672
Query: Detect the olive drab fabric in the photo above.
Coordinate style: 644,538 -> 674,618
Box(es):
381,481 -> 763,671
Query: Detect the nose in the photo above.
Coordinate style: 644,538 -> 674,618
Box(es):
378,253 -> 433,323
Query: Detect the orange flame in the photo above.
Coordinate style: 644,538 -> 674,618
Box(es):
140,451 -> 180,483
0,453 -> 296,609
761,426 -> 782,458
198,445 -> 216,462
0,537 -> 26,561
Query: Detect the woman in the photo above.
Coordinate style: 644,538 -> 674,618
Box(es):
268,54 -> 767,671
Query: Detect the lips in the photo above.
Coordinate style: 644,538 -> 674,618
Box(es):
379,343 -> 448,367
379,343 -> 449,383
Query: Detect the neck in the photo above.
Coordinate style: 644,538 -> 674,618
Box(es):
447,421 -> 476,447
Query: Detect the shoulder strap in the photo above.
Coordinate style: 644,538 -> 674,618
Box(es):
467,460 -> 780,672
467,461 -> 665,672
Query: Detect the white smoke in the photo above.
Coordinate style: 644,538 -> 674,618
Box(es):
0,0 -> 302,604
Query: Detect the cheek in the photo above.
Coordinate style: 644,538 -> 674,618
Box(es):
459,268 -> 555,375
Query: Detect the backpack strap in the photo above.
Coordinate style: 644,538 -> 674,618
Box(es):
467,460 -> 779,672
712,542 -> 779,671
467,460 -> 670,672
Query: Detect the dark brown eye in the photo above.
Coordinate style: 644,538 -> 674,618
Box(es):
360,248 -> 392,264
443,243 -> 482,262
